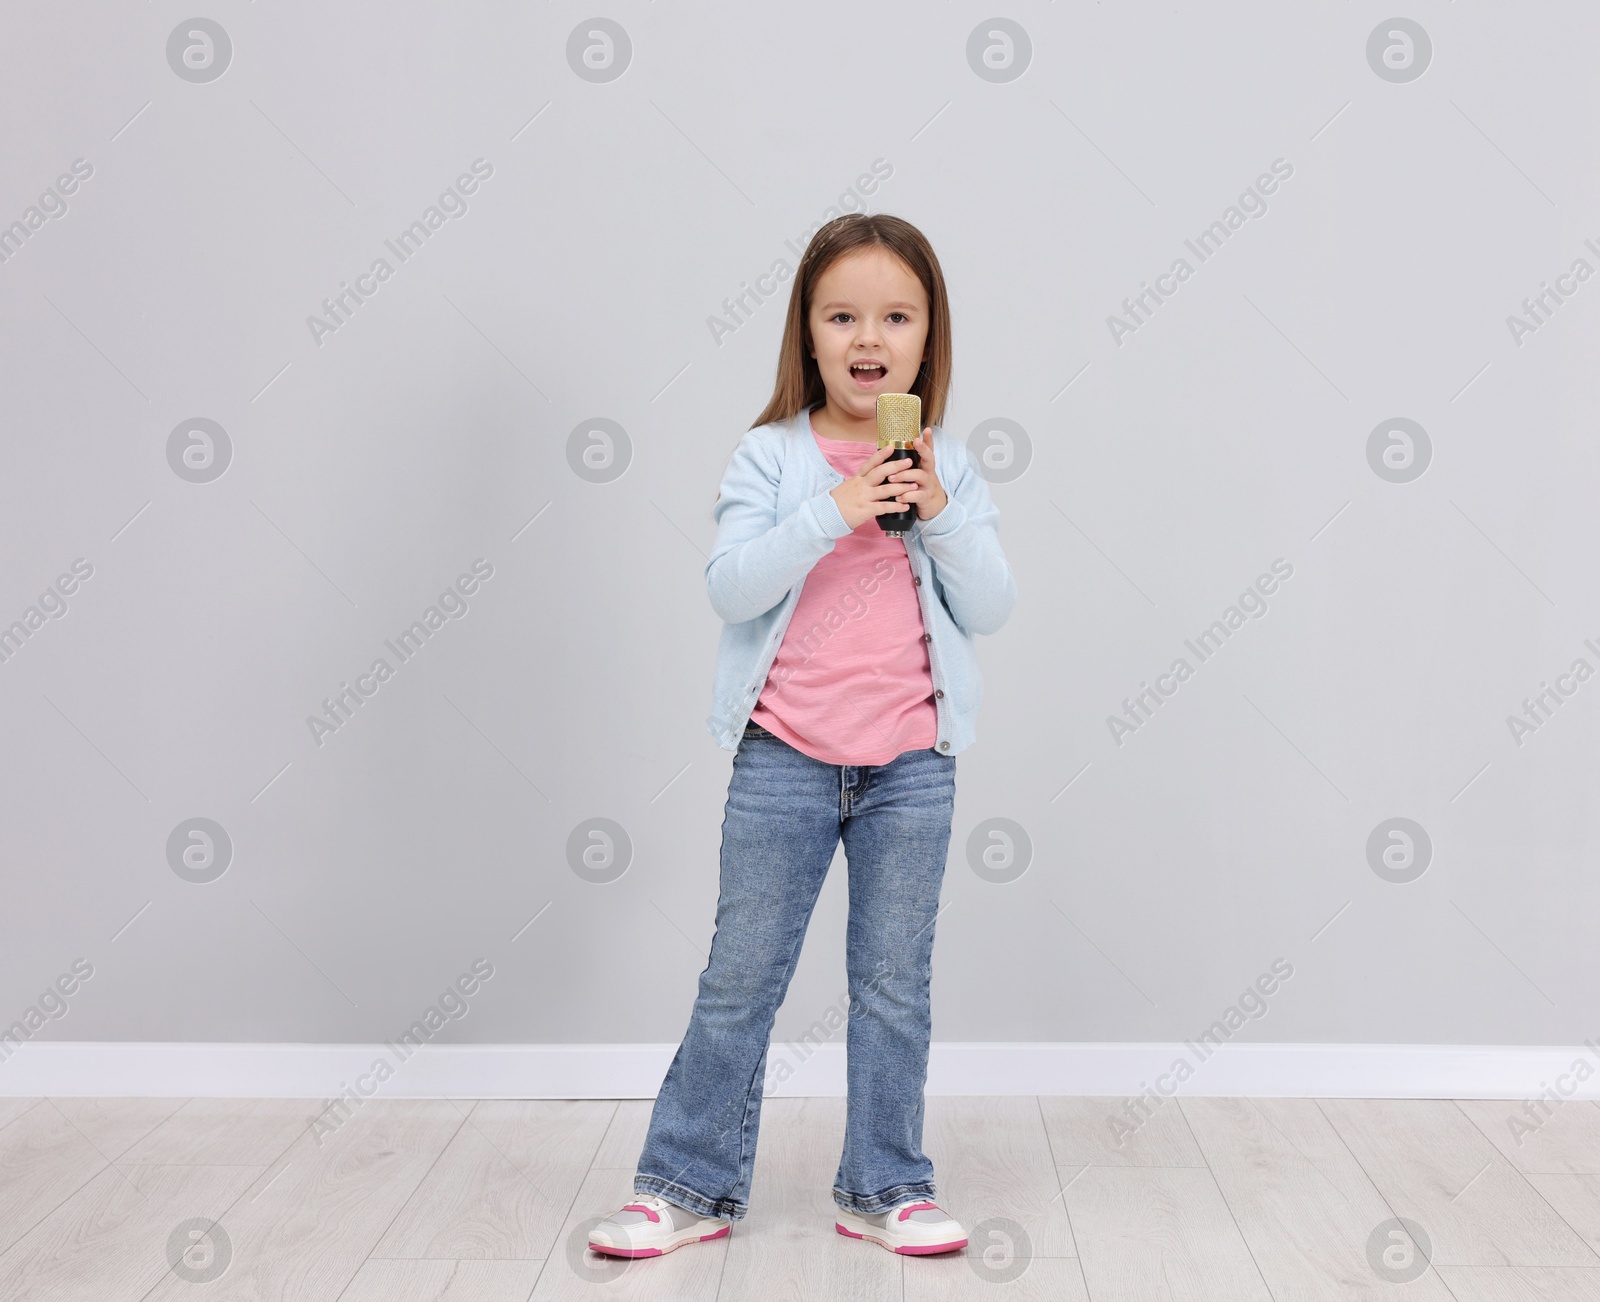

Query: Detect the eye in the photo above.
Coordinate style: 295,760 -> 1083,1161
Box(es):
829,312 -> 853,324
888,312 -> 909,324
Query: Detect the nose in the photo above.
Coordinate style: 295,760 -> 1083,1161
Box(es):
852,337 -> 885,367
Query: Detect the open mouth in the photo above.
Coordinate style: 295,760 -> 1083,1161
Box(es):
848,362 -> 888,386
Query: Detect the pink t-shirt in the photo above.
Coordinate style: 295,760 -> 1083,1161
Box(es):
748,427 -> 938,764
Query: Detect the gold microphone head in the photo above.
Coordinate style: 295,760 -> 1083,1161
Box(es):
876,392 -> 921,449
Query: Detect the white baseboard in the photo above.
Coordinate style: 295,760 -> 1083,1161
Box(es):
2,1042 -> 1596,1100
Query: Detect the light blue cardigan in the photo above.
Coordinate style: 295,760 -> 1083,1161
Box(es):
704,407 -> 1017,756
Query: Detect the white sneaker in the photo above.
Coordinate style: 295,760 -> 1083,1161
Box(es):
836,1197 -> 968,1255
588,1193 -> 731,1258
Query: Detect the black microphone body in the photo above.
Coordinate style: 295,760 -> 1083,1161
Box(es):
876,446 -> 920,537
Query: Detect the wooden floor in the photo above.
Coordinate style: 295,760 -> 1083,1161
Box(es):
1,1094 -> 1598,1300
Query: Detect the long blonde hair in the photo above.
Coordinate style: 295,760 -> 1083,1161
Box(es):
751,212 -> 952,431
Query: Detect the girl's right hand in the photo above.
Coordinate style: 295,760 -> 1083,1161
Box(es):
830,445 -> 912,531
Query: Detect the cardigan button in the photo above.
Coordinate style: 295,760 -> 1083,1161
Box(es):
913,576 -> 921,586
935,689 -> 944,698
923,633 -> 931,642
939,741 -> 950,750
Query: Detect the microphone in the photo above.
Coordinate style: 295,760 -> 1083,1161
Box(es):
875,392 -> 921,538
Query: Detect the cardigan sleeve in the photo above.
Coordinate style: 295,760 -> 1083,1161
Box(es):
704,429 -> 854,625
910,434 -> 1017,636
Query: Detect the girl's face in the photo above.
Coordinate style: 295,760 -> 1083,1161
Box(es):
806,246 -> 930,421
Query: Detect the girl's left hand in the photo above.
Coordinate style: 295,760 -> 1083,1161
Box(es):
887,428 -> 948,521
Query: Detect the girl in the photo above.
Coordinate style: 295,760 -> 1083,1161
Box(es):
589,213 -> 1016,1259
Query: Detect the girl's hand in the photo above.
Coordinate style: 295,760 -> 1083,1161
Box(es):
830,444 -> 918,531
886,429 -> 948,522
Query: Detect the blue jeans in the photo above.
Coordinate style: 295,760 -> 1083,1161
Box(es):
633,721 -> 957,1221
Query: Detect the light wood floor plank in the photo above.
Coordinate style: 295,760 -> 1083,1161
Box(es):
0,1162 -> 258,1301
0,1098 -> 42,1132
1524,1174 -> 1600,1256
50,1096 -> 189,1162
141,1099 -> 467,1301
1182,1096 -> 1456,1299
591,1099 -> 649,1169
1058,1163 -> 1274,1301
373,1099 -> 615,1260
1318,1098 -> 1599,1268
530,1164 -> 726,1301
1038,1094 -> 1206,1167
716,1096 -> 902,1302
904,1253 -> 1090,1301
117,1097 -> 326,1166
0,1099 -> 119,1256
922,1095 -> 1077,1258
1456,1099 -> 1600,1175
1433,1264 -> 1600,1300
342,1258 -> 542,1301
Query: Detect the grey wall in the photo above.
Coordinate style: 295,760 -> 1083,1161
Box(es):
3,2 -> 1595,1055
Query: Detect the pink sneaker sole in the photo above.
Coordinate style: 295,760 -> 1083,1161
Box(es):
590,1222 -> 730,1258
835,1222 -> 968,1255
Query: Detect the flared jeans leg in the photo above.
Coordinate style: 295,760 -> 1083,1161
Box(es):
633,731 -> 840,1220
831,742 -> 956,1215
632,729 -> 956,1222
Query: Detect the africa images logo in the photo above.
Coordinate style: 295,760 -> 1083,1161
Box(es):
306,160 -> 494,346
306,559 -> 494,747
